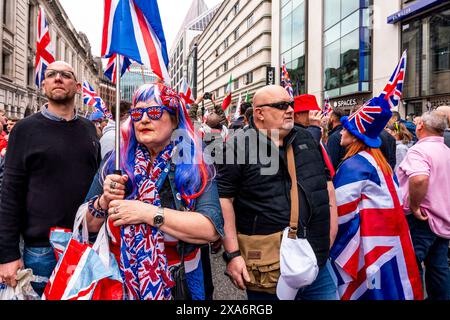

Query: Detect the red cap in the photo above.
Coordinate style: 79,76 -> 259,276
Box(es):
294,94 -> 321,113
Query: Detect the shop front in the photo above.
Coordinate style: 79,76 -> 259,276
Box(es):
389,0 -> 450,115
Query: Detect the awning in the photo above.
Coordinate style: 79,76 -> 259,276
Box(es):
387,0 -> 447,24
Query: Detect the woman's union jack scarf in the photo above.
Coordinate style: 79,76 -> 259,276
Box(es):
120,143 -> 175,300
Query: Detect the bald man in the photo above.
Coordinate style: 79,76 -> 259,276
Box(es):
0,61 -> 101,296
217,85 -> 337,301
436,106 -> 450,148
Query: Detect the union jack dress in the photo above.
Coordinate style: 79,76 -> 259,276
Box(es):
329,151 -> 423,300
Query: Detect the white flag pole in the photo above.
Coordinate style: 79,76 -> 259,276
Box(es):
114,54 -> 121,173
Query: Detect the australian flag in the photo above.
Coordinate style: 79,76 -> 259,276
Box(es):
329,151 -> 423,300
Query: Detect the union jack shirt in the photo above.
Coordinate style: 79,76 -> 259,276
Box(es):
329,151 -> 423,300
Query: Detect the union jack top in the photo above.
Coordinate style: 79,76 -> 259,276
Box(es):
35,7 -> 55,88
381,50 -> 407,109
329,151 -> 423,300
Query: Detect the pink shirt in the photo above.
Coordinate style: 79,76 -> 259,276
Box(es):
396,136 -> 450,238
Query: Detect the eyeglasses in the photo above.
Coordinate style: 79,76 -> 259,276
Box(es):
254,101 -> 294,110
129,106 -> 171,122
44,69 -> 76,80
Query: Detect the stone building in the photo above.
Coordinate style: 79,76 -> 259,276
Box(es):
0,0 -> 101,119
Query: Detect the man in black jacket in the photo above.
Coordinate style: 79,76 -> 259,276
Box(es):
326,108 -> 347,170
380,129 -> 397,170
217,85 -> 337,300
0,61 -> 101,296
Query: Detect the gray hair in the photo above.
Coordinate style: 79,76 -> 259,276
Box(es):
420,110 -> 448,136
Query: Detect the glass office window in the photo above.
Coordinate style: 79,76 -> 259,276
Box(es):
281,0 -> 306,95
323,0 -> 372,97
401,6 -> 450,98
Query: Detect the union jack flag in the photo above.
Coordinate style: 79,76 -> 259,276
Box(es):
329,151 -> 423,300
82,81 -> 112,119
104,54 -> 132,84
281,59 -> 293,98
323,94 -> 332,116
381,50 -> 407,109
348,99 -> 383,134
35,7 -> 55,88
101,0 -> 170,84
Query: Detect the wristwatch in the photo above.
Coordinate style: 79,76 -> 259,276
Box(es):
222,250 -> 241,264
153,207 -> 165,228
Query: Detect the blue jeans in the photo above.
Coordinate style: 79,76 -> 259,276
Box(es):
23,246 -> 57,297
407,215 -> 450,300
247,260 -> 338,300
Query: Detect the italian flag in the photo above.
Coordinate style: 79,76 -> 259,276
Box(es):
221,75 -> 233,111
245,91 -> 250,103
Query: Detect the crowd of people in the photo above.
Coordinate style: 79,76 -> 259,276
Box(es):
0,60 -> 449,300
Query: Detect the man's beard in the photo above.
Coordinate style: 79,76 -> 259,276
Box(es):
47,91 -> 74,104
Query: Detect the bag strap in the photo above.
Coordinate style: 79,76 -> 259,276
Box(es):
287,145 -> 299,239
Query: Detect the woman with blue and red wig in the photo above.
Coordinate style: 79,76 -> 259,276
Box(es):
84,82 -> 224,300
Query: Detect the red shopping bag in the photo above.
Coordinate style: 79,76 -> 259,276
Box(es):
44,203 -> 124,300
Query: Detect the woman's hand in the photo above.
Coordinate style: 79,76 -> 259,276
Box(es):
100,174 -> 128,209
108,200 -> 157,227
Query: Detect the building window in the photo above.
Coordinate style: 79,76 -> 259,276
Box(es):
216,69 -> 219,77
3,0 -> 13,29
246,43 -> 253,57
245,72 -> 253,85
224,37 -> 229,49
234,54 -> 240,66
27,3 -> 36,47
215,49 -> 219,57
234,78 -> 239,90
234,28 -> 240,41
27,63 -> 34,86
323,0 -> 372,97
247,13 -> 254,29
215,89 -> 220,98
233,1 -> 240,16
402,7 -> 450,98
223,61 -> 228,72
281,0 -> 306,95
2,51 -> 13,78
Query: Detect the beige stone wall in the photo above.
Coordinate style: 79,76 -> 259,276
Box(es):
197,0 -> 272,109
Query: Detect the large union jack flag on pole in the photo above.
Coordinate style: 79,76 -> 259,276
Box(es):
381,50 -> 407,109
281,59 -> 293,98
104,53 -> 132,84
82,81 -> 112,119
329,151 -> 423,300
101,0 -> 170,84
35,7 -> 55,88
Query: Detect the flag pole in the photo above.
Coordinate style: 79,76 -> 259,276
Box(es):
114,54 -> 121,174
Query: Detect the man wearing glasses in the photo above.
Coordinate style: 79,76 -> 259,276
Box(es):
217,85 -> 337,300
0,61 -> 101,296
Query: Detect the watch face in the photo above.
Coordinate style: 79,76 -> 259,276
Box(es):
154,215 -> 164,226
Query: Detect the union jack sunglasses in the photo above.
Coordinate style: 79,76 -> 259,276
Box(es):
128,106 -> 172,122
